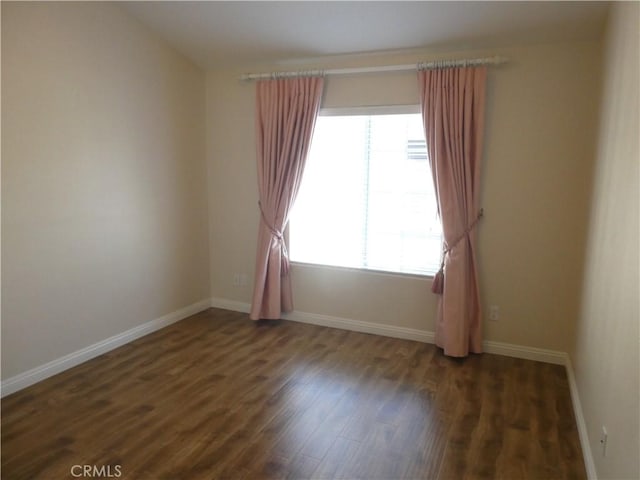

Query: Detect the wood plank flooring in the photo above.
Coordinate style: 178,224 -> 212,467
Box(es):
2,308 -> 586,479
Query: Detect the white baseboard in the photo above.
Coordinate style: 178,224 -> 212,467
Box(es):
209,297 -> 564,364
210,297 -> 432,342
283,309 -> 435,344
482,340 -> 566,365
1,298 -> 211,397
565,355 -> 597,480
210,297 -> 251,314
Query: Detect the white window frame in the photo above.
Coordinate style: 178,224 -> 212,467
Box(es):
289,104 -> 442,278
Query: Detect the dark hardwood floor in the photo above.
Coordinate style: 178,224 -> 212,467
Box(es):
1,307 -> 586,479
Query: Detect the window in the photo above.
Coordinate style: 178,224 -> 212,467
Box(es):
289,107 -> 442,276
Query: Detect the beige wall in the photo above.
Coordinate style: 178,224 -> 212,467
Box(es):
572,2 -> 640,479
207,40 -> 601,352
1,2 -> 209,379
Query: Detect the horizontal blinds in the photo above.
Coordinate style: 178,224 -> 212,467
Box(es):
289,111 -> 442,276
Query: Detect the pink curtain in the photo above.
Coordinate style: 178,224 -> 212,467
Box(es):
249,76 -> 324,320
418,67 -> 487,357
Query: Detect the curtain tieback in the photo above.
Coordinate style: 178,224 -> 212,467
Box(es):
432,208 -> 484,295
258,201 -> 290,276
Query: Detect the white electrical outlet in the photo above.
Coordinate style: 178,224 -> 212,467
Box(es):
600,426 -> 608,457
489,305 -> 500,321
233,273 -> 248,287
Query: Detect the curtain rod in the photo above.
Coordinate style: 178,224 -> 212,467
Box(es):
239,55 -> 508,81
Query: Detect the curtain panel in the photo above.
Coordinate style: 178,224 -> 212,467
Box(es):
418,67 -> 487,357
250,76 -> 324,320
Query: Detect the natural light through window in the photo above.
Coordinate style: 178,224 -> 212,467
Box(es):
289,108 -> 442,276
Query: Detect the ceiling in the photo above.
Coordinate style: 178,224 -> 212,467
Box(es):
121,1 -> 609,69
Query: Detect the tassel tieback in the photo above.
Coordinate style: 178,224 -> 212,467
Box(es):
432,209 -> 484,295
259,201 -> 290,276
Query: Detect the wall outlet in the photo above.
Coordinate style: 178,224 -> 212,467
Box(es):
489,305 -> 500,321
600,426 -> 608,457
233,273 -> 248,287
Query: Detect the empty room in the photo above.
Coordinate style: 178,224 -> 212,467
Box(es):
1,1 -> 638,479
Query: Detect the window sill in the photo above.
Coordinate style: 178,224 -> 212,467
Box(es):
290,261 -> 436,281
